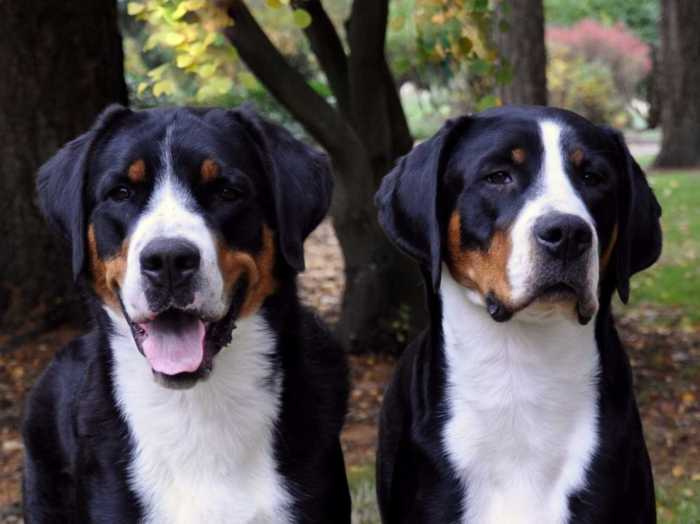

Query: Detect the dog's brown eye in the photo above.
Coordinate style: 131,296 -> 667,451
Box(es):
582,171 -> 605,187
218,186 -> 241,201
108,185 -> 132,202
485,171 -> 513,185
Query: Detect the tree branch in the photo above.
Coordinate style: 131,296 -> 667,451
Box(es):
381,59 -> 413,160
291,0 -> 351,116
347,0 -> 411,174
224,0 -> 358,163
346,0 -> 392,168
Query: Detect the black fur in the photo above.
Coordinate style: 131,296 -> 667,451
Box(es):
24,105 -> 350,523
375,106 -> 661,524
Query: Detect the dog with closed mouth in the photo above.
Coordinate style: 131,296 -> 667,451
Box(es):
375,106 -> 661,524
22,105 -> 350,523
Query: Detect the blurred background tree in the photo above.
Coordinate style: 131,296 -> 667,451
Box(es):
0,1 -> 127,331
654,0 -> 700,167
122,0 -> 510,350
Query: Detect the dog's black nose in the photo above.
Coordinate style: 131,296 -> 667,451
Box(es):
535,213 -> 592,262
140,238 -> 200,289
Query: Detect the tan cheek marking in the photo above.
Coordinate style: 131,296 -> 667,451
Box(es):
600,223 -> 618,272
88,225 -> 129,309
571,149 -> 584,167
217,225 -> 277,318
127,159 -> 146,183
511,148 -> 526,164
201,159 -> 220,183
446,212 -> 513,305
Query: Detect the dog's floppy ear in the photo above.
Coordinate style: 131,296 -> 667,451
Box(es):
375,117 -> 468,290
37,104 -> 131,281
602,126 -> 662,303
230,106 -> 333,272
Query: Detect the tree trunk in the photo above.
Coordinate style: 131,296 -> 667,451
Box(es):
331,151 -> 426,352
226,0 -> 426,353
0,1 -> 127,329
655,0 -> 700,167
495,0 -> 548,106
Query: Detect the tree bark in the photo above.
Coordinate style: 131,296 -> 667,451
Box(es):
0,1 -> 127,329
226,0 -> 425,352
494,0 -> 548,106
655,0 -> 700,167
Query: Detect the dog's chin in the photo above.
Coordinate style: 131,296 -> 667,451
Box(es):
485,283 -> 598,326
121,298 -> 240,389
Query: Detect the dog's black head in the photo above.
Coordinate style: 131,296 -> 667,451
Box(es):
38,105 -> 332,385
376,106 -> 661,324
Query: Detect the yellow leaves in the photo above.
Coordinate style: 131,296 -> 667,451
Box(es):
147,64 -> 168,81
127,2 -> 145,16
153,79 -> 176,97
239,71 -> 258,90
195,77 -> 233,102
682,391 -> 696,406
431,12 -> 446,25
292,9 -> 312,29
162,32 -> 186,47
176,54 -> 194,68
172,0 -> 206,20
672,465 -> 686,478
198,63 -> 218,78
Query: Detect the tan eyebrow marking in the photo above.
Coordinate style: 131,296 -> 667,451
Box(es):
127,159 -> 146,183
571,149 -> 584,167
201,159 -> 220,183
511,148 -> 526,164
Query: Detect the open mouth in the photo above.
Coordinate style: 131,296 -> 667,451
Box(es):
118,281 -> 245,387
135,309 -> 207,376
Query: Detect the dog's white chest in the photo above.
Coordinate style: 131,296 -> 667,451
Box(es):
110,314 -> 291,524
440,273 -> 599,524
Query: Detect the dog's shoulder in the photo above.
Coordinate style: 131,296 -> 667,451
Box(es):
22,332 -> 103,465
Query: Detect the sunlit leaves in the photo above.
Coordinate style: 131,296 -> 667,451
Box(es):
128,0 -> 235,101
127,2 -> 145,16
292,9 -> 312,28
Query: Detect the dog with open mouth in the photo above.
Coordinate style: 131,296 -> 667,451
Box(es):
22,105 -> 350,523
375,106 -> 662,524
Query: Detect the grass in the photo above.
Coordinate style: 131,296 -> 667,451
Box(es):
627,170 -> 700,326
348,464 -> 380,524
349,468 -> 700,523
346,169 -> 700,523
657,480 -> 700,524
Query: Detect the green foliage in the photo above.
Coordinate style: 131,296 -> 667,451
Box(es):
657,480 -> 700,524
348,464 -> 380,524
123,0 -> 506,115
547,44 -> 626,125
544,0 -> 659,43
388,0 -> 509,109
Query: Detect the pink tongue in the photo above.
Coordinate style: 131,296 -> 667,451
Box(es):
140,317 -> 206,375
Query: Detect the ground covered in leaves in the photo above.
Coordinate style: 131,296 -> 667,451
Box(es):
1,220 -> 699,523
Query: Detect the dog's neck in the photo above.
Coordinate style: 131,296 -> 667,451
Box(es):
438,268 -> 600,524
106,308 -> 291,523
438,266 -> 600,376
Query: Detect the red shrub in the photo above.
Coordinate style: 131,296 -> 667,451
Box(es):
547,19 -> 651,100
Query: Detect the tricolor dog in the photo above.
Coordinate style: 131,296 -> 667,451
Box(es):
375,106 -> 661,524
22,105 -> 350,523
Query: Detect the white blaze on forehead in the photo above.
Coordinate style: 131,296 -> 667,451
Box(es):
507,120 -> 599,308
119,126 -> 227,322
